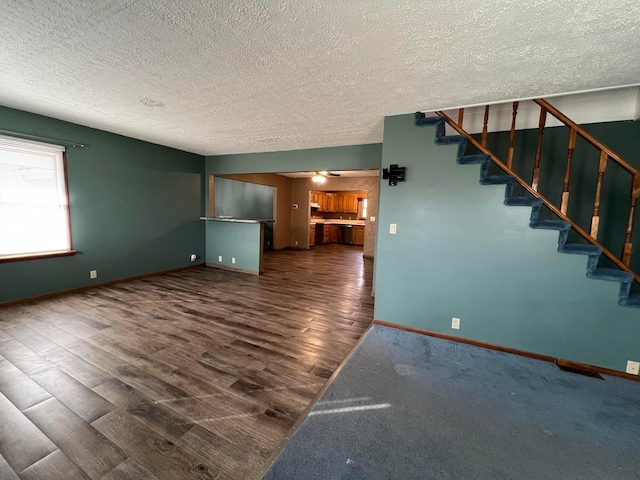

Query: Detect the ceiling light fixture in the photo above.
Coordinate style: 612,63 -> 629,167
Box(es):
312,174 -> 326,184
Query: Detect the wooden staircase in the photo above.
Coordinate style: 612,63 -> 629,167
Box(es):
416,99 -> 640,307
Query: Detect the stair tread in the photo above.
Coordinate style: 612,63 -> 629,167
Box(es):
530,220 -> 571,231
481,175 -> 514,185
558,244 -> 602,256
505,197 -> 542,207
415,116 -> 442,127
459,154 -> 488,165
620,295 -> 640,307
587,268 -> 634,283
435,135 -> 466,145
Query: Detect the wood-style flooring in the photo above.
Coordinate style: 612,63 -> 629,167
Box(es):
0,245 -> 374,480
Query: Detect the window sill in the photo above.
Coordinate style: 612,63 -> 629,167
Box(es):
0,250 -> 78,264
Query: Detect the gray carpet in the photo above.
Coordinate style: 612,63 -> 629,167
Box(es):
261,325 -> 640,479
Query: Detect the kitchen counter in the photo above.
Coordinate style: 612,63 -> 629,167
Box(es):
310,219 -> 365,226
201,217 -> 274,223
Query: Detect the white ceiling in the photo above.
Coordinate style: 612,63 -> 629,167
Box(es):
1,1 -> 640,156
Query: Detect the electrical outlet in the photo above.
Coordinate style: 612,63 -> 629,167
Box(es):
390,223 -> 397,234
451,317 -> 460,329
90,270 -> 97,280
295,241 -> 298,245
232,257 -> 236,264
370,216 -> 376,222
218,256 -> 222,262
190,254 -> 196,262
626,360 -> 640,375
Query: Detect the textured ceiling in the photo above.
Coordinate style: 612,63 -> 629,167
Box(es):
2,1 -> 640,156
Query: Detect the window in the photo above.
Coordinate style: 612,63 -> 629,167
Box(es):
361,198 -> 368,219
0,135 -> 72,259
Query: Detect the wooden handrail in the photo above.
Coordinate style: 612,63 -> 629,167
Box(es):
436,109 -> 640,285
533,99 -> 639,176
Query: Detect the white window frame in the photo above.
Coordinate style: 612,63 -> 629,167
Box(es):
0,134 -> 74,262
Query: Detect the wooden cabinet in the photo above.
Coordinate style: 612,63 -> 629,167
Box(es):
323,225 -> 331,243
326,193 -> 336,212
353,225 -> 365,245
309,224 -> 315,246
318,192 -> 327,212
311,191 -> 328,212
344,194 -> 358,213
312,191 -> 361,214
330,225 -> 338,243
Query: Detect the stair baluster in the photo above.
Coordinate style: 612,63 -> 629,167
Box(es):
481,106 -> 489,148
457,108 -> 465,128
506,102 -> 519,169
590,151 -> 608,239
561,128 -> 577,215
622,175 -> 640,266
531,106 -> 546,191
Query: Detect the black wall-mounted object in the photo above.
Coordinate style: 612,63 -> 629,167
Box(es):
382,164 -> 406,186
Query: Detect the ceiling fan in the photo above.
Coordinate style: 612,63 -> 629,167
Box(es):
311,170 -> 340,184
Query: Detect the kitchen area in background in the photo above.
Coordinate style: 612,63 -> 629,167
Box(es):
209,169 -> 379,261
309,190 -> 367,248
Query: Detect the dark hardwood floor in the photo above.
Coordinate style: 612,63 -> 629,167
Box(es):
0,245 -> 374,480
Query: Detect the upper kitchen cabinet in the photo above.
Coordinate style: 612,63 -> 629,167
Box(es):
326,193 -> 337,212
310,191 -> 363,214
345,194 -> 358,213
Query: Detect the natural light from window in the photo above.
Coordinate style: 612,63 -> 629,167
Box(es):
0,135 -> 71,258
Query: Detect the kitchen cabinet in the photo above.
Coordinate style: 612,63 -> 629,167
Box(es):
314,223 -> 340,245
326,193 -> 337,212
344,194 -> 358,213
311,191 -> 361,214
318,192 -> 327,212
330,225 -> 338,243
312,191 -> 327,212
309,224 -> 315,246
353,225 -> 365,245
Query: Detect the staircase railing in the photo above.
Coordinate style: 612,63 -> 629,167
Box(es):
437,99 -> 640,284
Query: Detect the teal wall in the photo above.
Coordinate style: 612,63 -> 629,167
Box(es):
374,114 -> 640,371
206,143 -> 382,176
0,106 -> 205,303
474,120 -> 640,274
214,177 -> 274,220
205,221 -> 261,273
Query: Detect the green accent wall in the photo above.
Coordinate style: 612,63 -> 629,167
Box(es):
205,221 -> 262,273
214,177 -> 274,220
473,120 -> 640,275
0,105 -> 205,303
206,143 -> 382,176
374,114 -> 640,372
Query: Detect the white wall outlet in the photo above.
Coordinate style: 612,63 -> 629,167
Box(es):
190,254 -> 197,262
90,270 -> 97,279
626,360 -> 640,375
232,257 -> 236,264
451,317 -> 461,329
370,216 -> 376,222
389,223 -> 397,234
218,256 -> 222,262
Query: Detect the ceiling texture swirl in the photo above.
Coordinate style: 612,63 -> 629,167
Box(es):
1,0 -> 640,155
